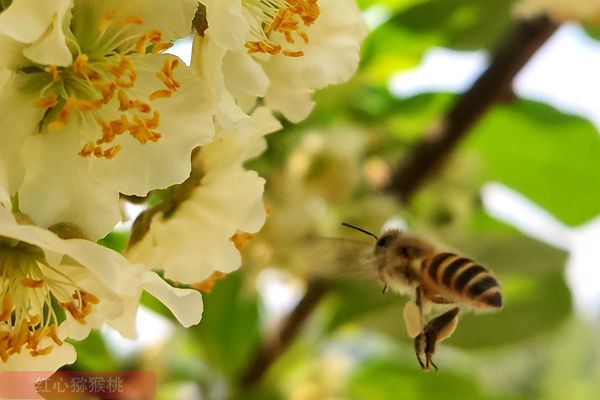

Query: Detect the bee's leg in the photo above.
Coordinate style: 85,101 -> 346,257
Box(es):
415,307 -> 460,371
415,287 -> 425,329
382,284 -> 388,294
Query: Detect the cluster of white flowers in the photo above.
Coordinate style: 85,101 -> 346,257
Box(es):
0,0 -> 366,374
513,0 -> 600,22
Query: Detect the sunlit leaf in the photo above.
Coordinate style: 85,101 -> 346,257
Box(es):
463,100 -> 600,226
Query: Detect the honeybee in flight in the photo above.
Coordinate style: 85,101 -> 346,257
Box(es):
341,222 -> 502,371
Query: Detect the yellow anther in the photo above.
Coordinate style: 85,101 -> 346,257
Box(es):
118,90 -> 131,111
136,33 -> 149,54
152,42 -> 172,54
244,0 -> 319,57
49,325 -> 63,346
73,54 -> 89,76
79,142 -> 96,158
29,315 -> 41,326
231,232 -> 255,250
127,100 -> 150,113
47,120 -> 66,131
283,50 -> 304,57
13,322 -> 29,351
149,89 -> 172,100
103,145 -> 122,159
21,278 -> 44,288
46,65 -> 60,81
98,10 -> 117,32
0,293 -> 12,321
191,271 -> 227,294
28,326 -> 47,349
123,16 -> 144,25
145,111 -> 160,129
34,96 -> 59,109
30,345 -> 53,357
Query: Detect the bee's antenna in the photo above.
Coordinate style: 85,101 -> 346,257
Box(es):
341,222 -> 378,240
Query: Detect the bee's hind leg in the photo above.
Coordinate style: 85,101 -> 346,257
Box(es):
414,307 -> 460,371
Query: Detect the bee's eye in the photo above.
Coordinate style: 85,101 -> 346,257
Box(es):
376,235 -> 393,248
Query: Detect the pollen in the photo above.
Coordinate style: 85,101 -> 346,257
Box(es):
244,0 -> 320,57
0,245 -> 101,362
34,10 -> 178,159
98,10 -> 117,32
34,95 -> 59,109
21,278 -> 44,288
192,271 -> 227,294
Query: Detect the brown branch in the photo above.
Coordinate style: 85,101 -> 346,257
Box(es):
240,278 -> 329,388
238,15 -> 558,389
387,15 -> 558,202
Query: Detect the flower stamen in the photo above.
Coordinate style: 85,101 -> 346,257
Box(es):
32,10 -> 182,159
244,0 -> 320,57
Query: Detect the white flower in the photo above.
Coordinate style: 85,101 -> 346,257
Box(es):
513,0 -> 600,22
194,0 -> 367,123
1,0 -> 214,240
0,192 -> 202,370
0,0 -> 73,66
128,107 -> 281,283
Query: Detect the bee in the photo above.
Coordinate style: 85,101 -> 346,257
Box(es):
341,222 -> 502,371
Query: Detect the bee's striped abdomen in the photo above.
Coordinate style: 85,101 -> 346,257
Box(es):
421,253 -> 502,309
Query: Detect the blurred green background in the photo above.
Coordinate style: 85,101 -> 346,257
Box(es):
83,1 -> 600,399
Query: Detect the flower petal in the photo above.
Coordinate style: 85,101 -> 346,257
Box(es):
0,0 -> 73,66
88,54 -> 215,196
18,129 -> 121,240
142,271 -> 204,328
0,69 -> 45,195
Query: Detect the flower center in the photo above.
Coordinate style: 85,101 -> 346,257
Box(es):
243,0 -> 320,57
33,10 -> 180,159
0,240 -> 99,362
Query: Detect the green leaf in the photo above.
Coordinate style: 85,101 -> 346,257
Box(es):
463,99 -> 600,226
346,358 -> 522,400
69,331 -> 120,371
98,230 -> 129,253
390,0 -> 515,51
190,271 -> 261,380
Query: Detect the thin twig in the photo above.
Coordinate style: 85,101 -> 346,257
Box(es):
240,278 -> 329,388
239,15 -> 559,389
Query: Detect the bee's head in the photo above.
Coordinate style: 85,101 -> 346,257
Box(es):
375,229 -> 434,259
374,230 -> 399,255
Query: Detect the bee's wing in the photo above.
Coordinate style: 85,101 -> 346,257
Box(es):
299,237 -> 375,280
